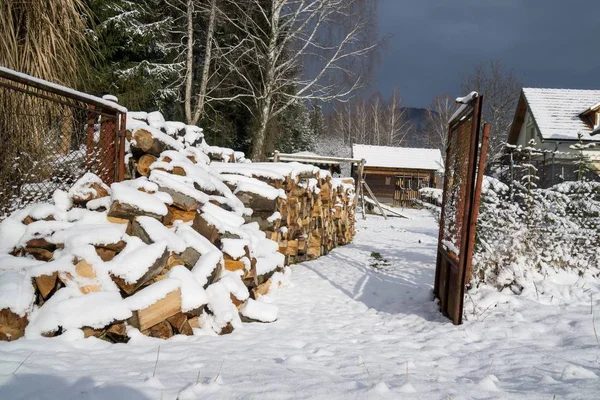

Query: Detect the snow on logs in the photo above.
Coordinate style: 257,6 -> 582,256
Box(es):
0,110 -> 356,342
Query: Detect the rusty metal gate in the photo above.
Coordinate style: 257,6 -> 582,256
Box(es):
0,67 -> 127,219
434,93 -> 490,325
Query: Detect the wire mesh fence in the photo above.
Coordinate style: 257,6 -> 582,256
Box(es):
0,69 -> 126,219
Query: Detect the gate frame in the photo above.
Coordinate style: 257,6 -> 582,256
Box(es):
0,66 -> 127,184
433,94 -> 489,325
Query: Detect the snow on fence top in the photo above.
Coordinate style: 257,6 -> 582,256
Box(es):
352,144 -> 444,171
522,88 -> 600,141
0,67 -> 128,113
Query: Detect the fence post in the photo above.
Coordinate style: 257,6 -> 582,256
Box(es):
86,105 -> 96,171
118,112 -> 127,182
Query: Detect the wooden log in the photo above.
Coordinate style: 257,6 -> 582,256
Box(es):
103,322 -> 128,343
136,154 -> 157,177
128,288 -> 182,331
143,320 -> 174,339
71,182 -> 110,205
111,247 -> 169,295
224,258 -> 245,272
168,207 -> 197,224
96,247 -> 117,261
75,260 -> 96,278
167,313 -> 193,335
157,186 -> 202,212
25,238 -> 56,251
235,191 -> 278,212
251,279 -> 272,299
108,200 -> 163,221
0,309 -> 28,341
192,213 -> 220,245
35,272 -> 58,299
22,247 -> 53,261
132,129 -> 168,157
180,247 -> 201,268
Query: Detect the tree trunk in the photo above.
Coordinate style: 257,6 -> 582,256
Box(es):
184,0 -> 195,124
191,0 -> 217,125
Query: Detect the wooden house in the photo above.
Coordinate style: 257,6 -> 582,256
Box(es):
508,88 -> 600,186
352,144 -> 444,206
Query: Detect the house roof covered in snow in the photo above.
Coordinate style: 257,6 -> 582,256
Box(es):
352,144 -> 444,171
508,88 -> 600,143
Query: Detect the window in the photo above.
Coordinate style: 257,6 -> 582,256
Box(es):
385,177 -> 391,185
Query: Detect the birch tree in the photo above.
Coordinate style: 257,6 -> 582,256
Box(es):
426,94 -> 456,160
225,0 -> 379,160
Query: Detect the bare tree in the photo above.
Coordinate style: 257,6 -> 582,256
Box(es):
461,60 -> 522,166
426,94 -> 456,160
222,0 -> 379,160
385,89 -> 411,146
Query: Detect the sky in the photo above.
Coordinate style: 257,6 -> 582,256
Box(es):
376,0 -> 600,109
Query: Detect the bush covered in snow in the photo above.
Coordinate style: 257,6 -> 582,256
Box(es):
472,176 -> 600,292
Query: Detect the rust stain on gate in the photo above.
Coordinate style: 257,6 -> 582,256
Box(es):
434,94 -> 490,325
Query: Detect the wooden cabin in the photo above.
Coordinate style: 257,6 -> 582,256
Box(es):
352,144 -> 444,207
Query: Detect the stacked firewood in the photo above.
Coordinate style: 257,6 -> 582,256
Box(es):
0,110 -> 356,343
210,164 -> 357,265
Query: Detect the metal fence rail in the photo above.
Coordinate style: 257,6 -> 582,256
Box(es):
0,67 -> 126,219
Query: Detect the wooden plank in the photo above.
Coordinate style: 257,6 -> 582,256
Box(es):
129,288 -> 182,331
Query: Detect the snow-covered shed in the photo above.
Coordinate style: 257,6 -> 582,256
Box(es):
351,144 -> 444,204
508,88 -> 600,185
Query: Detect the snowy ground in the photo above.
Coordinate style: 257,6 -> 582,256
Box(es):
1,210 -> 600,399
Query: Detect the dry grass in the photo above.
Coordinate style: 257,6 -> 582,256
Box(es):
0,0 -> 91,84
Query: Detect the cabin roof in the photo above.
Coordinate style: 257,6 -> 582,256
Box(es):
509,88 -> 600,144
352,144 -> 444,171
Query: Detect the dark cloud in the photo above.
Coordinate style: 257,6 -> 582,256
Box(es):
377,0 -> 600,108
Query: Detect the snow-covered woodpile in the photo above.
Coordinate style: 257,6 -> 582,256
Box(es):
0,111 -> 356,342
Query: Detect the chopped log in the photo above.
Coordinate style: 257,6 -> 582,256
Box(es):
103,322 -> 128,343
143,320 -> 174,339
97,240 -> 127,253
130,218 -> 152,244
235,191 -> 278,212
80,285 -> 101,294
111,247 -> 169,295
218,322 -> 234,335
132,129 -> 169,157
25,238 -> 56,251
72,182 -> 109,205
251,278 -> 272,299
35,272 -> 58,299
0,309 -> 28,341
22,247 -> 53,261
136,154 -> 157,177
168,207 -> 196,224
96,247 -> 117,261
172,166 -> 186,176
108,200 -> 163,221
230,293 -> 244,310
75,260 -> 96,278
167,313 -> 193,335
180,247 -> 201,268
128,288 -> 182,331
224,258 -> 245,272
188,316 -> 200,329
192,213 -> 220,245
82,326 -> 104,338
157,185 -> 201,211
168,254 -> 185,269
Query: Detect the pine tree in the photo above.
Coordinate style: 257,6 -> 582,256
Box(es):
86,0 -> 180,111
571,133 -> 594,181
